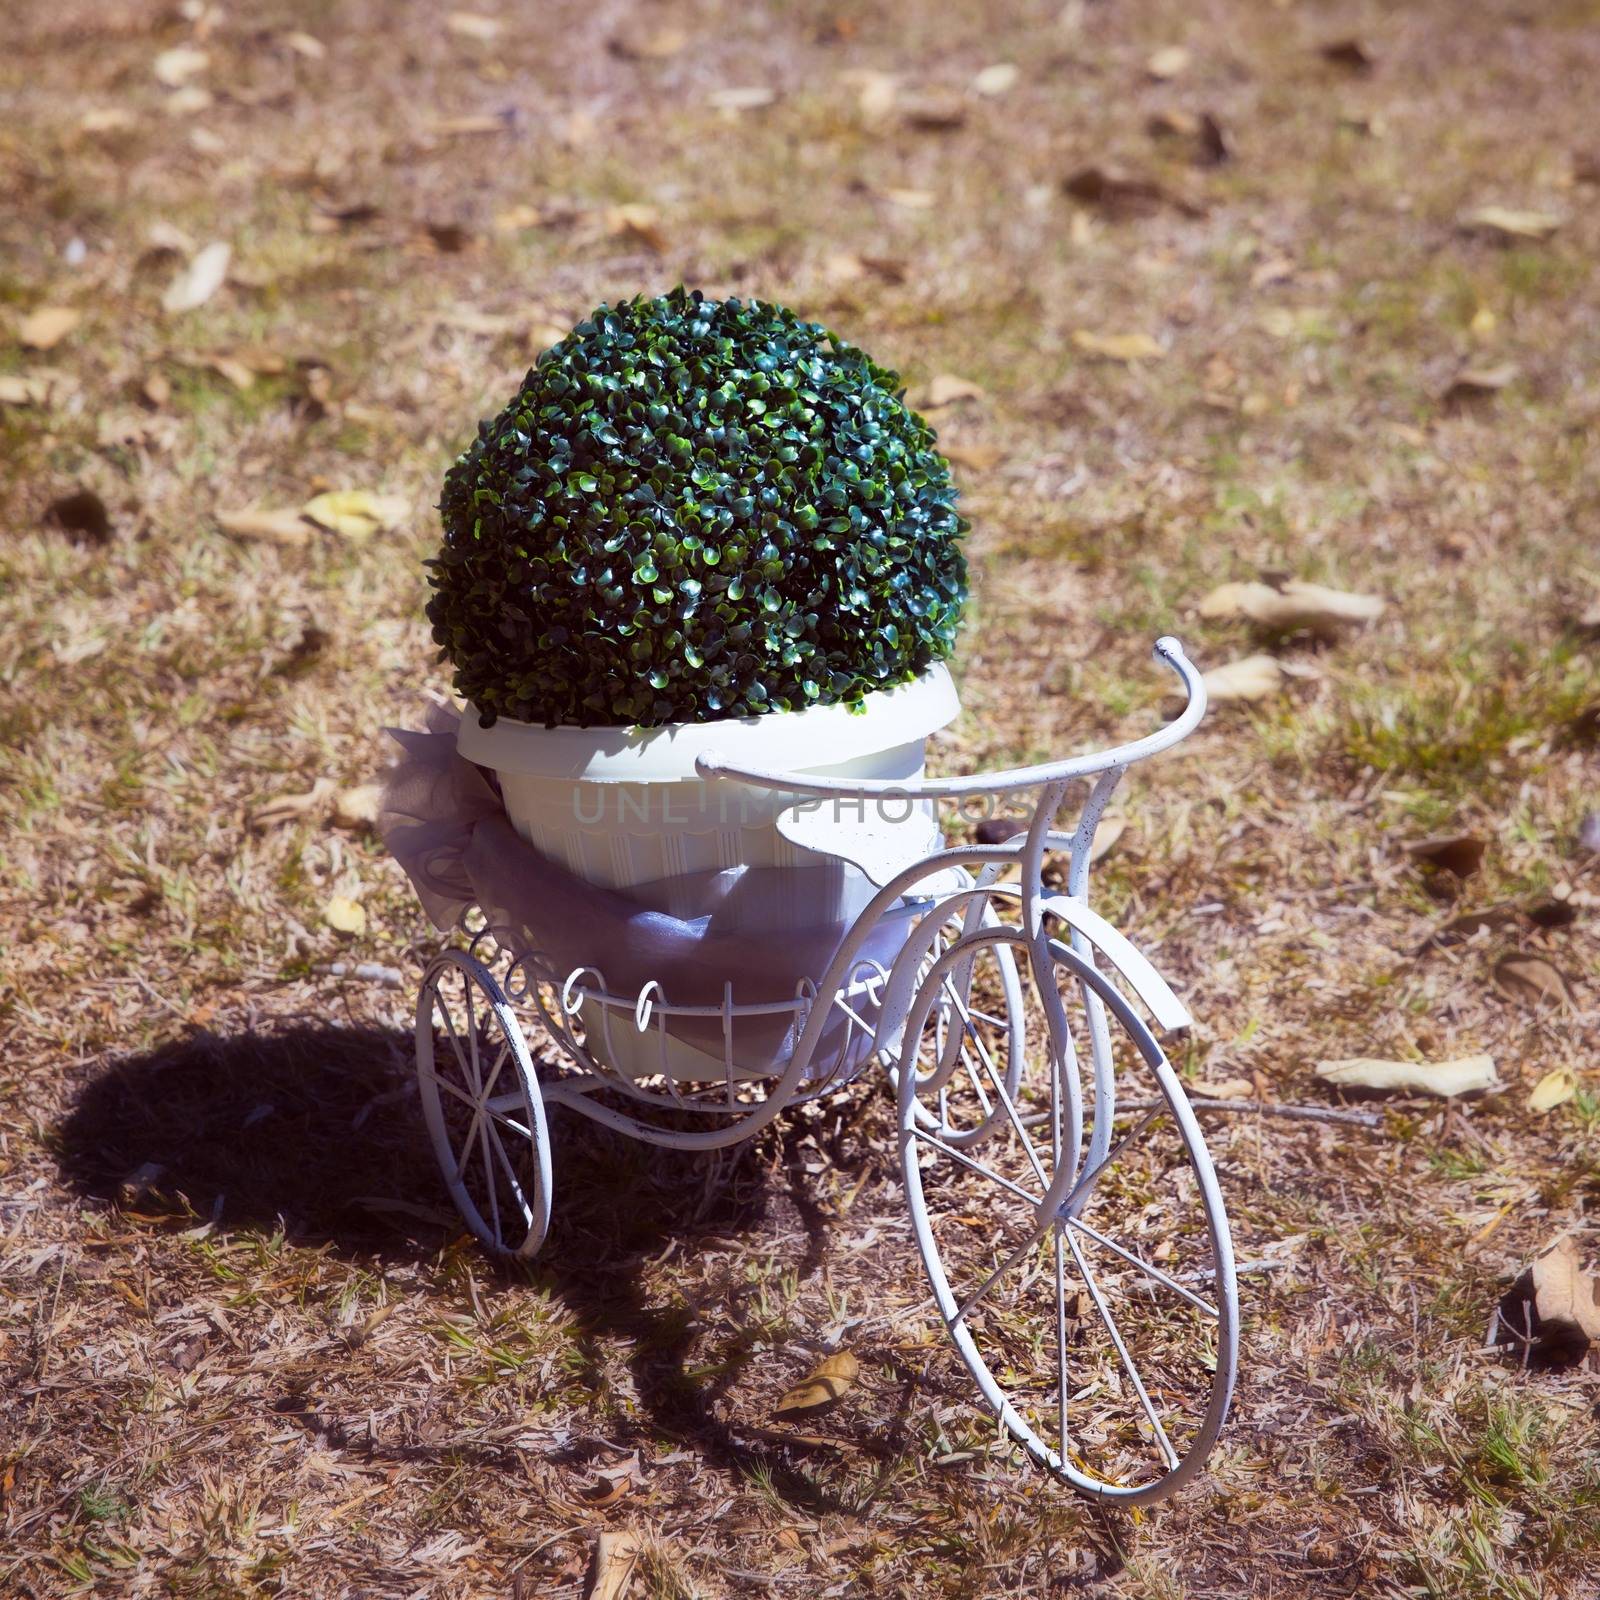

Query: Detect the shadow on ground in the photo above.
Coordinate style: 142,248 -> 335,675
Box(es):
56,1021 -> 885,1511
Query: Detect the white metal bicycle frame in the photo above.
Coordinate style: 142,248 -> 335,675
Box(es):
458,637 -> 1207,1177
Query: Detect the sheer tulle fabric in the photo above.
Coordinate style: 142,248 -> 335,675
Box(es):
378,702 -> 903,1079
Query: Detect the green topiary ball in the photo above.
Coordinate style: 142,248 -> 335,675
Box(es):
427,288 -> 968,728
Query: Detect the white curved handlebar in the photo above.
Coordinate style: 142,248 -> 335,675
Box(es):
695,636 -> 1206,800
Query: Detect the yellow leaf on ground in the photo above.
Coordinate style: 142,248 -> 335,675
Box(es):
610,24 -> 687,60
1315,1055 -> 1500,1098
1460,205 -> 1563,241
844,69 -> 898,119
81,107 -> 137,134
493,204 -> 544,232
19,307 -> 83,350
217,508 -> 315,547
774,1350 -> 860,1416
708,85 -> 777,112
446,12 -> 501,40
917,374 -> 985,408
324,896 -> 367,935
0,371 -> 68,407
605,204 -> 668,253
1528,1069 -> 1578,1113
586,1529 -> 643,1600
154,46 -> 209,86
1073,330 -> 1165,362
1202,654 -> 1286,702
973,62 -> 1019,96
333,784 -> 383,829
250,779 -> 335,830
1147,45 -> 1191,79
162,242 -> 231,314
429,113 -> 507,137
1197,578 -> 1386,634
301,490 -> 409,539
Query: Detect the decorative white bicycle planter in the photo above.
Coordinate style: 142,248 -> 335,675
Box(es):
411,638 -> 1237,1505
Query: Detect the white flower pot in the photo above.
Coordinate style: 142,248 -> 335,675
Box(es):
456,666 -> 960,1079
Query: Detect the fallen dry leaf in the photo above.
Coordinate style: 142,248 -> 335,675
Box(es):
844,69 -> 898,119
1459,206 -> 1563,242
774,1350 -> 859,1416
1315,1054 -> 1500,1098
1063,165 -> 1203,217
1494,1238 -> 1600,1364
1444,363 -> 1518,402
1147,109 -> 1231,165
883,187 -> 936,210
250,779 -> 335,831
81,107 -> 137,135
972,62 -> 1018,97
153,46 -> 209,87
902,96 -> 967,132
1203,654 -> 1287,703
333,784 -> 383,830
586,1529 -> 643,1600
1492,953 -> 1574,1010
324,895 -> 367,936
281,30 -> 326,59
429,113 -> 509,138
610,24 -> 687,60
1320,37 -> 1374,71
0,372 -> 66,407
301,490 -> 409,539
217,508 -> 315,548
1196,578 -> 1386,636
1191,1076 -> 1255,1100
605,204 -> 668,253
162,242 -> 231,314
445,11 -> 501,41
1528,1068 -> 1578,1113
1146,46 -> 1191,80
18,307 -> 82,351
493,204 -> 544,233
1073,330 -> 1165,363
940,441 -> 1005,472
1406,834 -> 1486,878
708,85 -> 777,113
164,85 -> 213,117
1421,903 -> 1526,950
916,374 -> 985,408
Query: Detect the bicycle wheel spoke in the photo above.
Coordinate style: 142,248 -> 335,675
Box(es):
480,1037 -> 511,1101
1066,1105 -> 1164,1211
952,991 -> 1049,1190
486,1119 -> 527,1206
1067,1216 -> 1219,1319
1067,1230 -> 1179,1471
477,1120 -> 501,1239
452,1107 -> 484,1183
436,998 -> 474,1086
461,971 -> 482,1091
418,1061 -> 478,1113
949,1210 -> 1057,1328
910,1125 -> 1041,1205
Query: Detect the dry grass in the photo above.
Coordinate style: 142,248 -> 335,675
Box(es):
3,0 -> 1599,1595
